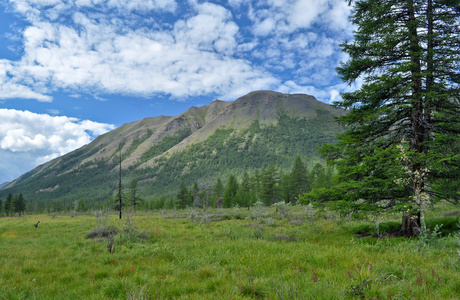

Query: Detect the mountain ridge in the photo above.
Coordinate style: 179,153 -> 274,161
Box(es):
1,91 -> 345,208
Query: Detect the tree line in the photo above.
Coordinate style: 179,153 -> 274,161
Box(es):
0,193 -> 26,217
170,156 -> 333,210
2,0 -> 458,240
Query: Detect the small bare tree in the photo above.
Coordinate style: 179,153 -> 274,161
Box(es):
395,141 -> 429,237
116,144 -> 124,219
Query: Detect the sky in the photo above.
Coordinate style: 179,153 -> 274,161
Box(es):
0,0 -> 358,184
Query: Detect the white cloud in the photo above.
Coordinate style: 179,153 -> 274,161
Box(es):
9,0 -> 177,20
324,0 -> 354,32
1,0 -> 281,101
173,2 -> 239,55
240,0 -> 354,92
277,79 -> 360,104
249,0 -> 350,36
0,108 -> 115,182
105,0 -> 177,12
1,0 -> 356,103
0,60 -> 52,101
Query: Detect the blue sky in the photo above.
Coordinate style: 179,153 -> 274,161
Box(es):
0,0 -> 358,183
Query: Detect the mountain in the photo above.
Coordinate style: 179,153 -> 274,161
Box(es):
0,91 -> 345,210
0,182 -> 10,190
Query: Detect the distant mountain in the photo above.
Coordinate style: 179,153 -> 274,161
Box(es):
0,182 -> 10,190
0,91 -> 345,210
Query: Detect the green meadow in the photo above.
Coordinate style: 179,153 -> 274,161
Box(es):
1,204 -> 460,299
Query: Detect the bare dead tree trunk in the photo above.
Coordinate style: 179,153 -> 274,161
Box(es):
118,145 -> 122,220
400,212 -> 421,237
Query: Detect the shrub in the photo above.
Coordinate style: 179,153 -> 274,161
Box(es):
85,226 -> 119,239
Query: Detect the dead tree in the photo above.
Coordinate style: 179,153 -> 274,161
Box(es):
400,212 -> 421,237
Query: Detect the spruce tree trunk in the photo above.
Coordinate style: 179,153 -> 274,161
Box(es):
400,212 -> 421,237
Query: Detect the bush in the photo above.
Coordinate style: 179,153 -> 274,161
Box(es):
85,226 -> 119,239
426,217 -> 459,236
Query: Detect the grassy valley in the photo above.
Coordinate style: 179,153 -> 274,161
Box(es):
2,92 -> 459,299
1,203 -> 460,299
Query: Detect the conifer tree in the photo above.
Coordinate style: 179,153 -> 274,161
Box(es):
176,180 -> 189,209
236,172 -> 251,208
223,175 -> 239,208
314,0 -> 460,234
260,164 -> 279,205
212,178 -> 224,207
13,193 -> 26,216
128,179 -> 141,208
290,156 -> 309,203
77,199 -> 87,212
4,193 -> 12,217
280,173 -> 293,204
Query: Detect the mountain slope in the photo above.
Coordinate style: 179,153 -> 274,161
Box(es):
0,91 -> 345,209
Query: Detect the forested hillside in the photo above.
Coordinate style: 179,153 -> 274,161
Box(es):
0,91 -> 345,211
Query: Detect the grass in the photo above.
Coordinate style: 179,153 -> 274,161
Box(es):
0,203 -> 460,299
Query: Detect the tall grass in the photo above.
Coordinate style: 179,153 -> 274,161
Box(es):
0,203 -> 459,299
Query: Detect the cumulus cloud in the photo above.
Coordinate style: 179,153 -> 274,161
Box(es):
238,0 -> 354,95
277,79 -> 361,104
0,60 -> 52,102
0,0 -> 356,102
249,0 -> 351,36
0,0 -> 356,101
0,108 -> 114,182
0,0 -> 284,101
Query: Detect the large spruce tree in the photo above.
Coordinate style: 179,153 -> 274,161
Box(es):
313,0 -> 460,231
13,193 -> 26,216
223,175 -> 239,208
4,193 -> 13,217
290,156 -> 309,203
176,180 -> 190,209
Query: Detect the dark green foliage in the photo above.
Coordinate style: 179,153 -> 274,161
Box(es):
4,193 -> 12,216
260,164 -> 279,206
425,217 -> 460,236
127,179 -> 142,208
289,156 -> 310,203
13,193 -> 26,216
77,199 -> 87,212
211,178 -> 224,207
310,163 -> 333,190
140,128 -> 191,163
170,159 -> 336,209
124,130 -> 153,157
236,172 -> 252,208
223,175 -> 239,208
190,182 -> 200,206
0,113 -> 341,211
137,115 -> 340,198
176,180 -> 190,209
153,196 -> 166,209
309,0 -> 460,214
